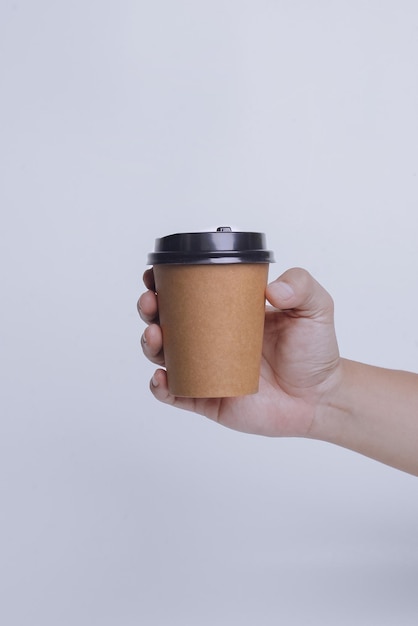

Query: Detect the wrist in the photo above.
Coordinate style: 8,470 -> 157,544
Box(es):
307,358 -> 352,445
308,358 -> 418,474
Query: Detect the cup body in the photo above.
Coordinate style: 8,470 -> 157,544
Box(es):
154,262 -> 269,397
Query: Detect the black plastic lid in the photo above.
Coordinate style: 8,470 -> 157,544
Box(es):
147,226 -> 275,265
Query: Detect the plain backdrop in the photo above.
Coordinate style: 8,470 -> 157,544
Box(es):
1,1 -> 418,625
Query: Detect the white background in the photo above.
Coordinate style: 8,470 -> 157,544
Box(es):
1,1 -> 418,624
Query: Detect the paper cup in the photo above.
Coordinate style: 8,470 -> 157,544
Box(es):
148,227 -> 274,397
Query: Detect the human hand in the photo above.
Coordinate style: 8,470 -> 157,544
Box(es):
138,267 -> 341,438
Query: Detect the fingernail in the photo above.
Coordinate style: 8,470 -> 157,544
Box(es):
270,281 -> 295,301
151,374 -> 159,387
141,333 -> 147,345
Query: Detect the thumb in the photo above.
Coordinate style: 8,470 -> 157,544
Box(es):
265,268 -> 334,318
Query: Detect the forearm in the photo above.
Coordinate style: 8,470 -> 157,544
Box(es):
312,359 -> 418,475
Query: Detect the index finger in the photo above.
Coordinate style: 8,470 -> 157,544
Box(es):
143,268 -> 155,291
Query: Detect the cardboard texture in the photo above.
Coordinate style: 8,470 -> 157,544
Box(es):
154,263 -> 269,397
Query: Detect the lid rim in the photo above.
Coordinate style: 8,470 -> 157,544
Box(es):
148,228 -> 275,265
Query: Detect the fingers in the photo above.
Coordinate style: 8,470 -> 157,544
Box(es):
149,369 -> 189,407
141,323 -> 165,365
137,288 -> 158,324
138,268 -> 158,324
149,368 -> 220,418
265,268 -> 334,318
139,267 -> 163,364
143,268 -> 155,291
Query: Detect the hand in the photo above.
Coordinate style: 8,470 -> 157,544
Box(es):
138,267 -> 341,438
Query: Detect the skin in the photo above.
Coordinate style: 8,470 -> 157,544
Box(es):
138,267 -> 418,476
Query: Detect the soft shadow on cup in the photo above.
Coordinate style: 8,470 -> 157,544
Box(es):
147,227 -> 275,398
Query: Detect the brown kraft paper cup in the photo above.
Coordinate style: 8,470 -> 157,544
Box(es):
148,228 -> 274,398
